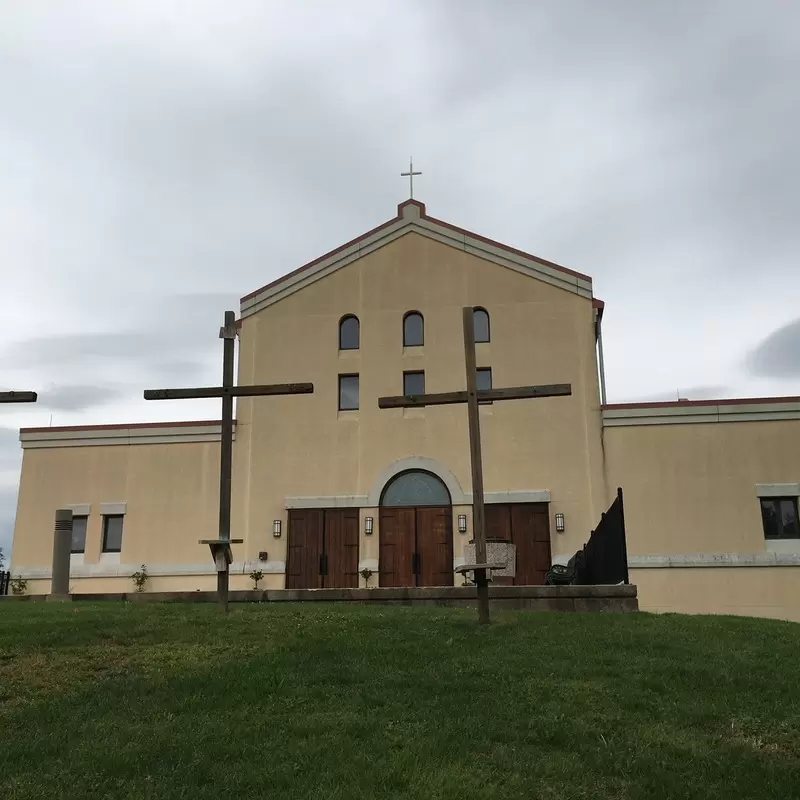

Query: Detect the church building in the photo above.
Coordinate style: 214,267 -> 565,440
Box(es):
10,199 -> 800,620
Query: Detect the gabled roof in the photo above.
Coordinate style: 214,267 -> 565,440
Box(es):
240,199 -> 594,319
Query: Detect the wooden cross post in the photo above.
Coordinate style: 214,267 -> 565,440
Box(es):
0,391 -> 38,404
144,310 -> 314,612
378,306 -> 572,625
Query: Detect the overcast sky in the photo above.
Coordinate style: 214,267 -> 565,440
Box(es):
1,0 -> 799,561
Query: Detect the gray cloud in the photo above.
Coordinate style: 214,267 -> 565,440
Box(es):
746,319 -> 800,379
37,385 -> 123,412
0,428 -> 21,470
0,0 -> 798,448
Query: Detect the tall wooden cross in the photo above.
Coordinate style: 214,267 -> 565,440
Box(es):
0,391 -> 38,404
378,306 -> 572,624
144,310 -> 314,611
401,157 -> 422,199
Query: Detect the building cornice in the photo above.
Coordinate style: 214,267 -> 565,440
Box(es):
19,420 -> 234,449
602,396 -> 800,427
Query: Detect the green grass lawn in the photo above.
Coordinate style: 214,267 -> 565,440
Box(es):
1,603 -> 799,800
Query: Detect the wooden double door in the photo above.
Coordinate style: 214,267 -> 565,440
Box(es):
379,506 -> 454,587
286,509 -> 359,589
486,503 -> 552,585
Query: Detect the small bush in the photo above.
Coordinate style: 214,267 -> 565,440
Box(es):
249,569 -> 264,590
10,575 -> 28,595
131,565 -> 148,593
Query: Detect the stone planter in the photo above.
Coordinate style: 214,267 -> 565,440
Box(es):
464,540 -> 516,578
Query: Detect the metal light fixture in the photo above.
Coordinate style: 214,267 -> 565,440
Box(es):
365,516 -> 374,535
273,519 -> 282,538
458,514 -> 467,534
555,512 -> 565,533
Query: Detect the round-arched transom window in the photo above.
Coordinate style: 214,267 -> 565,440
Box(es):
380,470 -> 451,507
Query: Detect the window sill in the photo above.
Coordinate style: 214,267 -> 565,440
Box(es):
765,539 -> 800,555
338,350 -> 360,360
337,410 -> 359,420
99,552 -> 121,564
402,346 -> 424,357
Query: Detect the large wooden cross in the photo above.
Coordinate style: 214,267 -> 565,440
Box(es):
378,306 -> 572,625
144,310 -> 313,611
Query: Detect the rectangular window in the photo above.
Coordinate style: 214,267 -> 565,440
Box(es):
102,515 -> 124,553
760,497 -> 800,540
71,515 -> 88,554
338,374 -> 359,411
477,367 -> 492,404
403,370 -> 425,397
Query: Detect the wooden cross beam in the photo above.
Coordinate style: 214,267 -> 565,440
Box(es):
378,306 -> 572,625
0,391 -> 38,404
144,310 -> 314,612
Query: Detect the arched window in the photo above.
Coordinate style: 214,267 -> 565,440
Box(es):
380,470 -> 451,507
403,311 -> 424,347
339,315 -> 359,350
473,307 -> 490,343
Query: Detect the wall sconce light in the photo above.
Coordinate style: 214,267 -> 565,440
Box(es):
555,512 -> 565,533
272,519 -> 282,538
365,516 -> 374,535
458,514 -> 467,534
258,551 -> 268,562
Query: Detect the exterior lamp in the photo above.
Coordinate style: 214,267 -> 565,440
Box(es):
555,513 -> 565,533
365,516 -> 374,535
273,519 -> 282,538
458,514 -> 467,534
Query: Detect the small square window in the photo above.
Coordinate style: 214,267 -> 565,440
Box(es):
71,515 -> 88,554
339,374 -> 359,410
760,497 -> 800,540
477,367 -> 492,404
403,371 -> 425,397
102,515 -> 124,553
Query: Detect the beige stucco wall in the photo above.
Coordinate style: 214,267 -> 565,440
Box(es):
632,567 -> 800,622
233,231 -> 604,569
603,419 -> 800,554
12,441 -> 222,572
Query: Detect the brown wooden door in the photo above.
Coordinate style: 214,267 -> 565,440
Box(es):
286,509 -> 324,589
379,508 -> 415,587
416,507 -> 454,587
324,509 -> 359,588
511,503 -> 551,585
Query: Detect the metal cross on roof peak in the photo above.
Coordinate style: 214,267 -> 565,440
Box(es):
400,157 -> 422,199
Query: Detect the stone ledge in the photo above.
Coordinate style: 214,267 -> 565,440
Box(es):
1,585 -> 638,612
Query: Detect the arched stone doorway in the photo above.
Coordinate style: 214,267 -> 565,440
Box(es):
379,470 -> 454,587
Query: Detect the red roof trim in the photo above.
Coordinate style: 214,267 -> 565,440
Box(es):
21,420 -> 231,434
422,213 -> 592,282
603,396 -> 800,411
240,212 -> 404,303
240,199 -> 592,304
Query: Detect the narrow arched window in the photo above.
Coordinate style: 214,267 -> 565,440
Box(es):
339,315 -> 359,350
403,311 -> 424,347
473,307 -> 490,343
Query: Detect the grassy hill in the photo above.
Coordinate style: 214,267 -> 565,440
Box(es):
1,603 -> 798,800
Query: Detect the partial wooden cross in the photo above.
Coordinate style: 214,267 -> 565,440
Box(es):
0,391 -> 38,404
378,306 -> 572,625
144,310 -> 313,612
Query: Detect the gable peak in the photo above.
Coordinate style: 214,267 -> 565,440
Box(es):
397,198 -> 426,220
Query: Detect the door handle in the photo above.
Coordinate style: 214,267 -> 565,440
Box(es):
412,553 -> 420,575
320,553 -> 328,576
